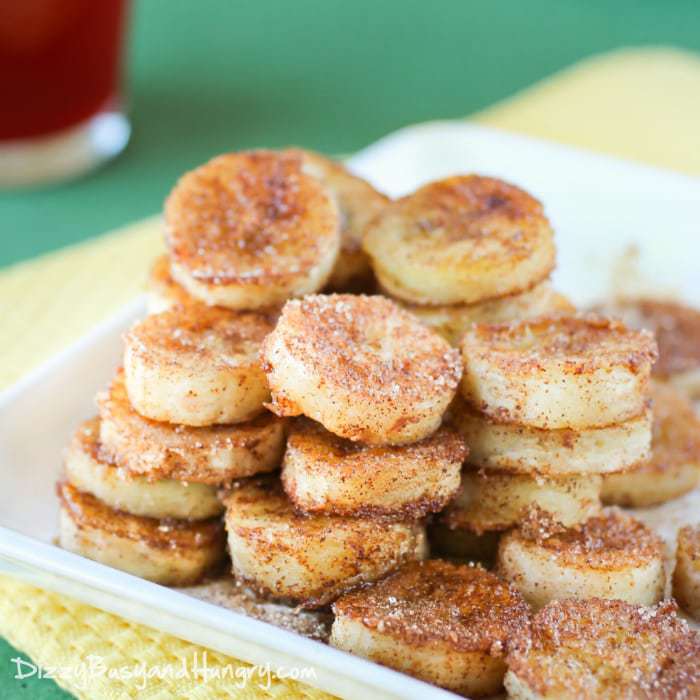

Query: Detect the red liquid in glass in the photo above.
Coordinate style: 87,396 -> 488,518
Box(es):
0,0 -> 127,141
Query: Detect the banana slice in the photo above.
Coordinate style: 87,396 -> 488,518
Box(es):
397,281 -> 574,345
222,477 -> 427,608
98,370 -> 285,484
262,294 -> 461,445
498,510 -> 665,609
673,524 -> 700,621
57,481 -> 225,586
362,175 -> 556,306
451,395 -> 652,475
146,254 -> 198,314
505,598 -> 700,700
66,417 -> 222,520
281,419 -> 465,518
428,524 -> 501,566
290,149 -> 388,291
601,298 -> 700,399
330,560 -> 530,697
460,314 -> 658,429
438,468 -> 601,534
165,150 -> 341,309
602,382 -> 700,507
124,305 -> 276,426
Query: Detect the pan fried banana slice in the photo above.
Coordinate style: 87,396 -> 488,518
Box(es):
601,298 -> 700,399
98,370 -> 285,484
460,314 -> 658,429
290,149 -> 388,291
262,294 -> 462,445
673,524 -> 700,621
331,560 -> 530,697
66,417 -> 222,520
505,598 -> 700,700
57,481 -> 225,586
398,281 -> 574,345
146,254 -> 197,314
222,477 -> 427,608
439,468 -> 601,534
451,395 -> 651,475
362,175 -> 555,305
498,510 -> 665,610
602,382 -> 700,507
166,150 -> 341,309
124,305 -> 275,426
281,420 -> 465,518
428,525 -> 501,566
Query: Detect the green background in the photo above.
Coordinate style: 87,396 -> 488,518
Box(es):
2,0 -> 700,697
3,0 -> 700,270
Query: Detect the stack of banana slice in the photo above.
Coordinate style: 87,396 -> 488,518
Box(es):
57,302 -> 290,584
58,148 -> 389,586
250,292 -> 466,604
56,147 -> 700,698
362,174 -> 572,345
445,313 -> 668,610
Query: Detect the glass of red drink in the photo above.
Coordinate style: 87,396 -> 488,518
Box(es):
0,0 -> 130,187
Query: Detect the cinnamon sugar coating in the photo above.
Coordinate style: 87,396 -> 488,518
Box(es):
506,598 -> 700,699
126,305 -> 276,366
98,369 -> 286,484
333,559 -> 530,653
465,313 -> 657,374
57,481 -> 224,551
460,313 -> 658,429
514,509 -> 664,571
165,149 -> 340,305
262,294 -> 462,444
223,477 -> 427,607
363,175 -> 556,305
282,419 -> 466,518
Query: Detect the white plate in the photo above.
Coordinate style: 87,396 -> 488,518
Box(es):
1,122 -> 699,700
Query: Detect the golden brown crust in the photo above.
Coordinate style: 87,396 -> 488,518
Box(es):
286,489 -> 450,522
165,149 -> 340,288
603,298 -> 700,377
282,419 -> 466,518
57,481 -> 225,551
507,598 -> 700,699
98,369 -> 286,483
332,560 -> 530,653
72,416 -> 105,463
287,418 -> 466,465
266,294 -> 461,411
464,313 -> 657,376
262,294 -> 462,444
460,313 -> 658,430
223,477 -> 427,607
510,509 -> 664,571
126,305 -> 277,366
363,175 -> 556,305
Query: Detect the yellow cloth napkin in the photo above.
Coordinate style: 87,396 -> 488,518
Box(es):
1,46 -> 699,700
